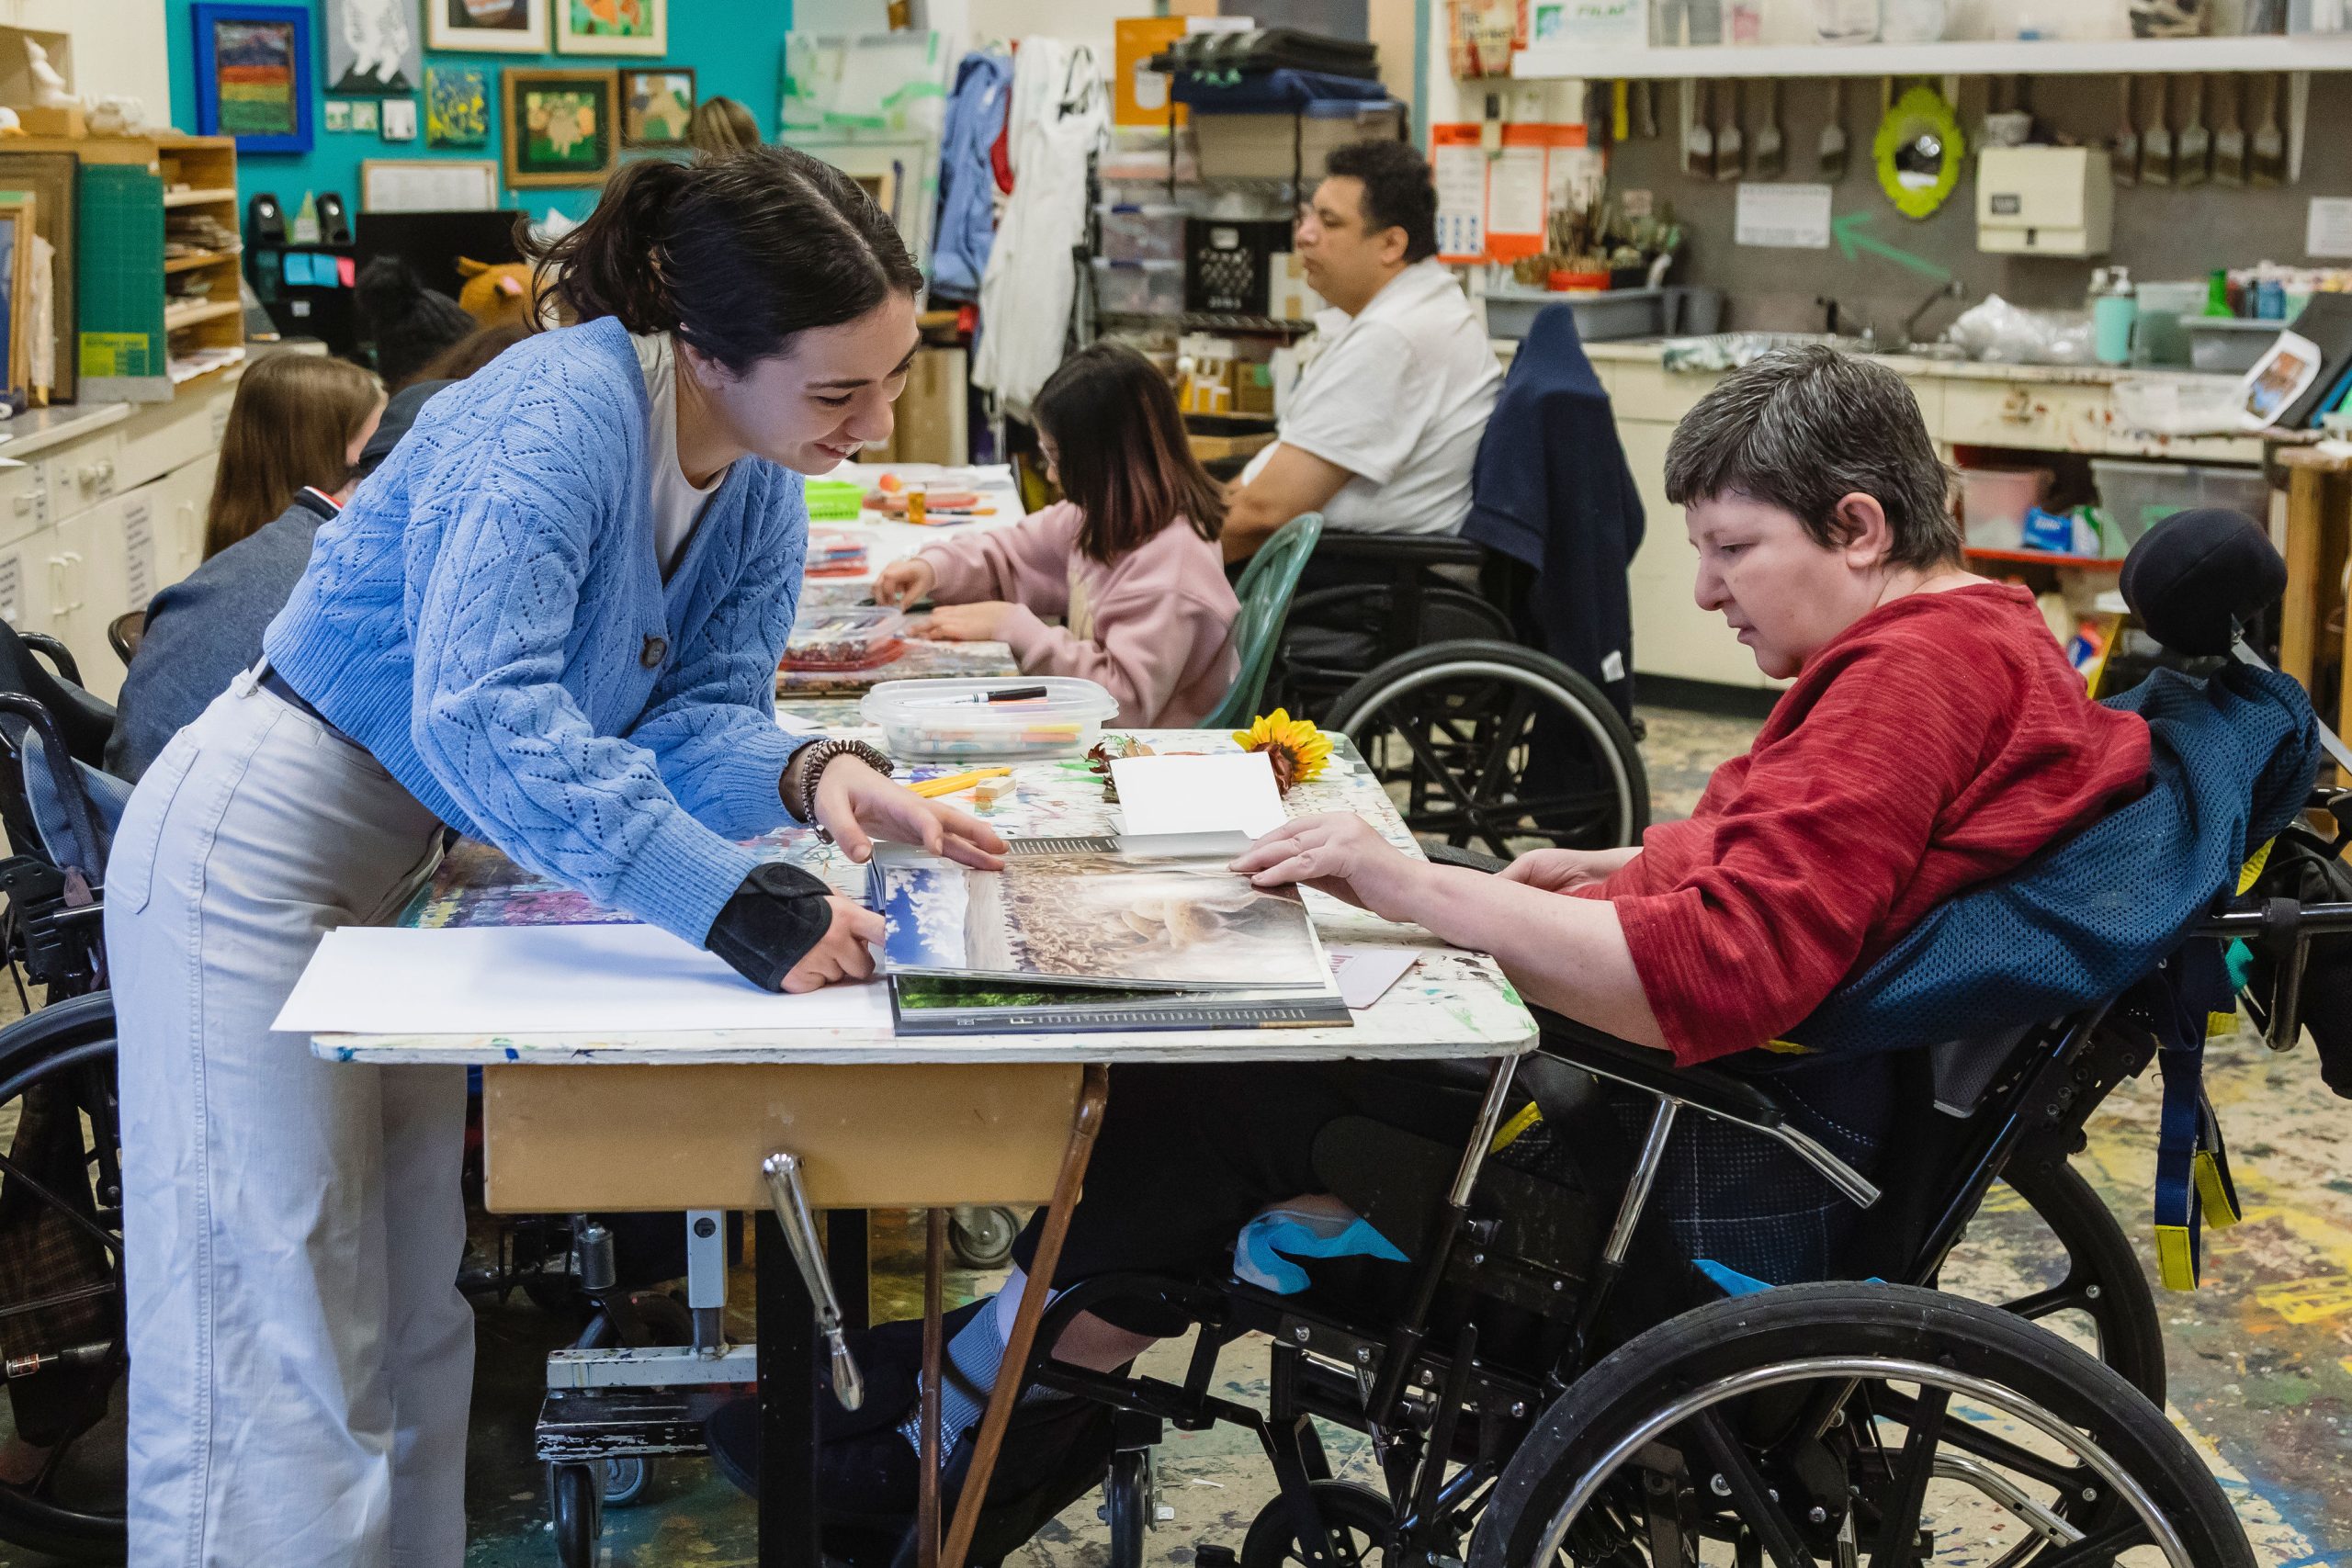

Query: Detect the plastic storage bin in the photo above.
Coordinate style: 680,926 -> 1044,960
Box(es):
1485,285 -> 1668,342
1099,204 -> 1190,264
1091,258 -> 1186,317
863,678 -> 1120,763
2090,459 -> 2270,553
2187,318 -> 2283,375
1960,466 -> 2053,551
782,607 -> 906,671
1193,99 -> 1405,181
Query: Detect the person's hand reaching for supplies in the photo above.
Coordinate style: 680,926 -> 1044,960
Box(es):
871,558 -> 936,608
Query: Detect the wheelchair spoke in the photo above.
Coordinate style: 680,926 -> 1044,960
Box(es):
1866,1386 -> 2086,1495
2029,1516 -> 2154,1567
1869,1384 -> 1949,1567
1687,1409 -> 1813,1568
2000,1279 -> 2094,1324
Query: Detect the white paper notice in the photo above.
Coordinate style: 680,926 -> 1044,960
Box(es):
276,924 -> 893,1037
1486,144 -> 1548,244
1113,751 -> 1288,838
1736,183 -> 1834,250
1327,945 -> 1419,1010
2310,197 -> 2352,260
1432,140 -> 1487,261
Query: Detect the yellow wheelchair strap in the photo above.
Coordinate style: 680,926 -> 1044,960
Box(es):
1490,1101 -> 1543,1155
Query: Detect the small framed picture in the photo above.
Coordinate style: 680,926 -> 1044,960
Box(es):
351,98 -> 380,132
503,67 -> 619,188
323,99 -> 354,132
620,67 -> 695,149
2239,330 -> 2324,430
426,0 -> 548,52
382,98 -> 419,142
190,3 -> 314,153
323,0 -> 422,95
426,64 -> 492,149
556,0 -> 666,56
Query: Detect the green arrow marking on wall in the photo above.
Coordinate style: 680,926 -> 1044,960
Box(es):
1831,212 -> 1954,284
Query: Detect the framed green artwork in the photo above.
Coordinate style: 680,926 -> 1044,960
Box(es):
620,67 -> 694,148
556,0 -> 665,56
503,67 -> 618,187
427,64 -> 491,148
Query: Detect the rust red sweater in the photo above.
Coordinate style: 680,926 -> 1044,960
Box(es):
1588,583 -> 2152,1066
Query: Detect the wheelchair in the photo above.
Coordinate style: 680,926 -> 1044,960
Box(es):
892,525 -> 2341,1568
1270,533 -> 1651,857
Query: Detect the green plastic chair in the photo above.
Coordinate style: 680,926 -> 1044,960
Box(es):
1201,511 -> 1325,730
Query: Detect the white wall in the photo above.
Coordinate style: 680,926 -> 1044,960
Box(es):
1,0 -> 169,113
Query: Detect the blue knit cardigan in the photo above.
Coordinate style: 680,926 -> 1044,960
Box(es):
264,316 -> 813,945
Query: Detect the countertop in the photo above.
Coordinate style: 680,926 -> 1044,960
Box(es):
0,400 -> 131,462
1576,338 -> 2245,389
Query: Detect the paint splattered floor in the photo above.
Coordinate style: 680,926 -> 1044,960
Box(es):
6,701 -> 2348,1564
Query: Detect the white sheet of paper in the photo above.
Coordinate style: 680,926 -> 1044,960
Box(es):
1735,183 -> 1833,249
775,708 -> 826,735
1327,945 -> 1419,1010
1113,751 -> 1287,838
275,924 -> 891,1037
2311,197 -> 2352,260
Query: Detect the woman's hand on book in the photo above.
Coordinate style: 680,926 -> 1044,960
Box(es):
782,897 -> 888,993
910,602 -> 1013,642
815,756 -> 1009,870
873,558 -> 936,607
1229,813 -> 1428,924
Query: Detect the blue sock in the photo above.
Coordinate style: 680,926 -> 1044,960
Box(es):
899,1270 -> 1067,1460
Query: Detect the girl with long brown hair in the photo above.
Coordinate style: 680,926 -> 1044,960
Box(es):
201,353 -> 384,558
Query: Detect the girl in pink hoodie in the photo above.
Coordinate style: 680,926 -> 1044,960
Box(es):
872,344 -> 1239,726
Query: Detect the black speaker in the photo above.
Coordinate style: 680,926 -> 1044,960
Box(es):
315,191 -> 352,247
244,192 -> 285,246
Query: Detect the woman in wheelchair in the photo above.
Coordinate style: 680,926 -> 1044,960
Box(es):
813,344 -> 2158,1529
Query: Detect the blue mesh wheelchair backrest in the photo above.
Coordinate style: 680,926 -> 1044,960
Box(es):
1786,659 -> 2320,1057
18,728 -> 130,884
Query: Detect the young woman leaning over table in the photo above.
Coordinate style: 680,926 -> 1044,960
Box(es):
103,146 -> 1004,1568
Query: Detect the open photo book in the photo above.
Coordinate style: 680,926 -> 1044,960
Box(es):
867,832 -> 1350,1034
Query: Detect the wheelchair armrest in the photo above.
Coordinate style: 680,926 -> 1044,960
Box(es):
1423,843 -> 1509,875
1532,1009 -> 1882,1210
1309,532 -> 1487,568
19,632 -> 81,690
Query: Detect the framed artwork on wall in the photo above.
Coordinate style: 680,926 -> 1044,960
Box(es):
556,0 -> 667,57
191,4 -> 314,153
620,67 -> 695,148
323,0 -> 421,95
503,68 -> 619,188
427,65 -> 492,149
426,0 -> 549,53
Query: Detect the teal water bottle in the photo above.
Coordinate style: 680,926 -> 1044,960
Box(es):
2094,266 -> 2139,367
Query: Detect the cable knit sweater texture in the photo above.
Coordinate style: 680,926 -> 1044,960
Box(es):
263,316 -> 811,946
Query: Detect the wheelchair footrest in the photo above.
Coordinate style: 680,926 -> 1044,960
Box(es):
536,1389 -> 709,1462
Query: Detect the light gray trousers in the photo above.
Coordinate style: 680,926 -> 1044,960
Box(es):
105,670 -> 468,1567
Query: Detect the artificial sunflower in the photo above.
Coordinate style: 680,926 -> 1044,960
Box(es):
1233,709 -> 1331,795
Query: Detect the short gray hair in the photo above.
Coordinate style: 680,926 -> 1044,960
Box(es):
1662,345 -> 1959,570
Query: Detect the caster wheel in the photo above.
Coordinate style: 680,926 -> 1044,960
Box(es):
950,1205 -> 1020,1269
601,1453 -> 654,1507
549,1461 -> 604,1568
1101,1448 -> 1155,1568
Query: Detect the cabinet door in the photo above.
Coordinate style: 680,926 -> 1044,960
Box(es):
1619,420 -> 1770,690
45,496 -> 133,702
146,453 -> 220,594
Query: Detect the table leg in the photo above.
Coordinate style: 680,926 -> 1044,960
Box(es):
2281,462 -> 2329,694
942,1065 -> 1111,1568
829,1209 -> 871,1333
757,1209 -> 823,1568
920,1208 -> 947,1568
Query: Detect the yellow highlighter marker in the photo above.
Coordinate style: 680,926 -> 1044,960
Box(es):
910,767 -> 1014,798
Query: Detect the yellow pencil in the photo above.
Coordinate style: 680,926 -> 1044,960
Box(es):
910,767 -> 1013,798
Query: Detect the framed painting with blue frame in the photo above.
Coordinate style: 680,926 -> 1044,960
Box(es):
191,4 -> 315,154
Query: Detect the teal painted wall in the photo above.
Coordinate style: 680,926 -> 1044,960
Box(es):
165,0 -> 795,222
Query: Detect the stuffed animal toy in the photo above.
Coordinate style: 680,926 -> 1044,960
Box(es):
356,255 -> 475,389
456,257 -> 539,330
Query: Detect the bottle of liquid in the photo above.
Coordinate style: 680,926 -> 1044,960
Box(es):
2093,266 -> 2139,367
1816,0 -> 1880,39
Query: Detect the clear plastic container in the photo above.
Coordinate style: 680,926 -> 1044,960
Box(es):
1090,258 -> 1185,317
1099,205 -> 1189,264
862,677 -> 1119,762
782,607 -> 907,671
2090,460 -> 2271,553
1960,466 -> 2053,550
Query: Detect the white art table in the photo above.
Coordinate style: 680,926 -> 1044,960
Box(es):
305,733 -> 1536,1568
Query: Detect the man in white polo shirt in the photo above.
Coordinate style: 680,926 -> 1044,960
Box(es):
1222,139 -> 1502,563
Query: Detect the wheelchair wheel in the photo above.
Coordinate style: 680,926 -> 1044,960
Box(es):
1240,1480 -> 1393,1568
1474,1283 -> 2249,1568
1942,1162 -> 2168,1407
0,993 -> 127,1562
1324,642 -> 1647,856
1102,1447 -> 1152,1568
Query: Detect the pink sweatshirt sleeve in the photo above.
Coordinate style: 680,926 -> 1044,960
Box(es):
918,502 -> 1080,619
997,587 -> 1232,727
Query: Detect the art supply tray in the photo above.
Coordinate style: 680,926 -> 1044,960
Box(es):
781,607 -> 906,671
862,678 -> 1118,762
